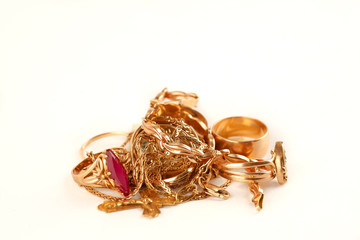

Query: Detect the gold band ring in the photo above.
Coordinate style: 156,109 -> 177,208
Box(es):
212,116 -> 269,159
79,131 -> 129,159
214,141 -> 287,185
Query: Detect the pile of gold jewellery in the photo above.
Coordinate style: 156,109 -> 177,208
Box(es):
72,88 -> 287,217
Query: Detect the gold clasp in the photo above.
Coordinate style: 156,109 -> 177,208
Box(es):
204,183 -> 230,199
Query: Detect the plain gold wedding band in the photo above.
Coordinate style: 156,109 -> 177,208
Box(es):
212,116 -> 269,159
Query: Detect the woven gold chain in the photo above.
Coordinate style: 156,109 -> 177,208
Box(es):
82,89 -> 230,215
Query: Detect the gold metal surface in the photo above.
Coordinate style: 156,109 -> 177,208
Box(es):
214,141 -> 287,210
71,88 -> 287,216
212,116 -> 269,159
79,131 -> 129,159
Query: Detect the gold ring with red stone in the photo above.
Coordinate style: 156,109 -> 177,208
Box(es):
72,132 -> 133,199
72,148 -> 131,198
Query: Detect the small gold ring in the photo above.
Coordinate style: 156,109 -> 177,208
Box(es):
79,131 -> 129,159
212,116 -> 269,158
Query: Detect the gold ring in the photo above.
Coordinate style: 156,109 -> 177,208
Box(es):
79,131 -> 129,159
72,147 -> 132,199
213,141 -> 287,210
212,116 -> 269,158
73,132 -> 134,200
214,141 -> 287,185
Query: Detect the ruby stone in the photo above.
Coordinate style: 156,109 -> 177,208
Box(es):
105,149 -> 130,196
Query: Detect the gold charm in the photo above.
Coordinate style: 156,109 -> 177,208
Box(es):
98,190 -> 177,218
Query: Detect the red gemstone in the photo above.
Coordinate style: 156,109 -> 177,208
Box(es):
106,149 -> 130,196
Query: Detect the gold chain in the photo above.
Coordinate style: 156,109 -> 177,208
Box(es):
76,89 -> 233,216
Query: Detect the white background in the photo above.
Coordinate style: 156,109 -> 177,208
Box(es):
1,0 -> 360,239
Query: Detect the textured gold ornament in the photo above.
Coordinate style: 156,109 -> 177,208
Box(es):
72,88 -> 287,217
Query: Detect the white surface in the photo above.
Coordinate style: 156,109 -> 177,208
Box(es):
1,1 -> 360,239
